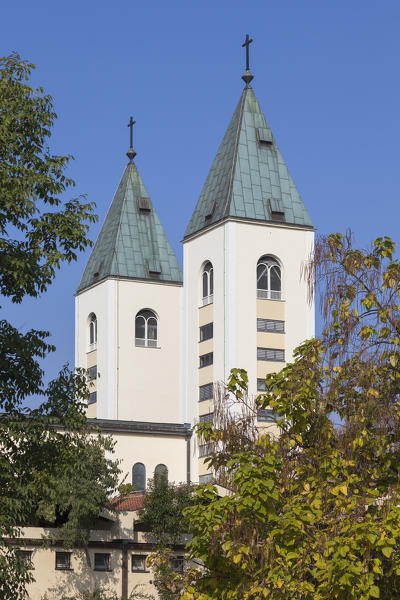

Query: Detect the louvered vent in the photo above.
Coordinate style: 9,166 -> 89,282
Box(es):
257,127 -> 273,145
138,197 -> 151,213
204,200 -> 216,223
268,199 -> 285,222
147,259 -> 161,277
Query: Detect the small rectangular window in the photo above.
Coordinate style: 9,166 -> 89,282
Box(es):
199,443 -> 213,458
199,352 -> 213,368
199,473 -> 213,484
131,554 -> 147,572
257,319 -> 285,334
257,409 -> 276,422
257,378 -> 267,391
199,323 -> 213,342
173,557 -> 184,573
87,365 -> 97,381
88,392 -> 97,405
257,348 -> 285,362
199,412 -> 213,423
199,383 -> 213,402
94,553 -> 111,571
20,551 -> 33,568
55,552 -> 71,570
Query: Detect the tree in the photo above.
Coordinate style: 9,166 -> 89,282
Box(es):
139,476 -> 194,548
176,233 -> 400,600
139,477 -> 194,600
0,53 -> 120,599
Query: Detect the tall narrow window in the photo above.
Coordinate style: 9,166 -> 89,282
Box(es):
202,262 -> 214,306
154,464 -> 168,484
132,462 -> 146,491
257,256 -> 282,300
88,313 -> 97,351
135,310 -> 158,348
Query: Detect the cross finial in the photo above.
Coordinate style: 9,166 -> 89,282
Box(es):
241,34 -> 254,86
127,116 -> 137,162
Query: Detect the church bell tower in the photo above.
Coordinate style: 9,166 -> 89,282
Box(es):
183,36 -> 315,482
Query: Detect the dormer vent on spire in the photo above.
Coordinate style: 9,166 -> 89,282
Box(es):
138,196 -> 151,213
257,127 -> 273,145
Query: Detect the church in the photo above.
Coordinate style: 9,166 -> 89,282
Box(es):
74,39 -> 314,490
23,40 -> 315,598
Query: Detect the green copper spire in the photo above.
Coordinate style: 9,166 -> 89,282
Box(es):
184,82 -> 313,239
77,148 -> 182,293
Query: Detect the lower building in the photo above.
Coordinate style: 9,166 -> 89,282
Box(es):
18,493 -> 187,599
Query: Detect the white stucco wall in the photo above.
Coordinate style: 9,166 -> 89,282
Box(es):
183,218 -> 315,479
112,431 -> 188,487
75,278 -> 183,423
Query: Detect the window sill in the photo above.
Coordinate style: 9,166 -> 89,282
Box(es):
200,296 -> 213,308
131,569 -> 150,573
199,365 -> 213,369
257,330 -> 285,334
94,568 -> 112,572
55,567 -> 74,571
257,296 -> 285,302
257,358 -> 285,363
198,398 -> 213,402
135,339 -> 160,349
135,345 -> 160,349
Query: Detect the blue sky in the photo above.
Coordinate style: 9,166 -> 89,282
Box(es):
2,0 -> 400,398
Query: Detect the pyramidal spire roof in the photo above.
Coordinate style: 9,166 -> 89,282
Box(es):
77,156 -> 182,294
184,81 -> 313,239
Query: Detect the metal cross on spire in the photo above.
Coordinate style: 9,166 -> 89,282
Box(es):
126,116 -> 137,162
242,34 -> 253,71
241,34 -> 254,85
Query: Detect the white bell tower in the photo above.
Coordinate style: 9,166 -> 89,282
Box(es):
75,141 -> 183,425
183,66 -> 314,482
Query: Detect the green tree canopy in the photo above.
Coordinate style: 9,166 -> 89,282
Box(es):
178,233 -> 400,600
0,54 -> 119,599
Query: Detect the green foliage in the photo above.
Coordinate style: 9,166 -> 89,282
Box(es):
147,549 -> 187,600
118,483 -> 137,495
139,479 -> 194,599
176,234 -> 400,599
139,477 -> 194,548
0,54 -> 119,599
0,53 -> 97,303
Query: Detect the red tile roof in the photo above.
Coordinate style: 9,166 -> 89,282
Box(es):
112,493 -> 145,512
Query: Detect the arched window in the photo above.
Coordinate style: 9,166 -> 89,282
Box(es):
135,310 -> 158,348
257,256 -> 282,300
154,464 -> 168,484
202,262 -> 214,306
88,313 -> 97,350
132,463 -> 146,491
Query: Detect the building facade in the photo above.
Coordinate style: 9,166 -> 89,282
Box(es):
75,64 -> 314,486
23,61 -> 315,599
